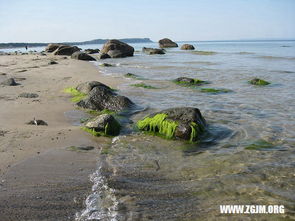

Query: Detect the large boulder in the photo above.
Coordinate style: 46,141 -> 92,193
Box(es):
158,38 -> 178,48
71,51 -> 96,61
137,107 -> 206,142
181,44 -> 195,50
84,49 -> 100,54
85,114 -> 120,136
142,47 -> 165,55
77,85 -> 134,112
45,44 -> 61,52
100,39 -> 134,58
53,45 -> 80,55
76,81 -> 111,94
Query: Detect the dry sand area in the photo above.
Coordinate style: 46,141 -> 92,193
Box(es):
0,53 -> 121,220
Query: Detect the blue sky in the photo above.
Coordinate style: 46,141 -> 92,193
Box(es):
0,0 -> 294,42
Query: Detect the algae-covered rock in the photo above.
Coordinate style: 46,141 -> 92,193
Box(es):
249,78 -> 270,86
137,107 -> 206,142
76,81 -> 111,94
84,114 -> 121,136
181,44 -> 195,50
174,77 -> 208,86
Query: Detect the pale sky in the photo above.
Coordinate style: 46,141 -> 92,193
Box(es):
0,0 -> 294,43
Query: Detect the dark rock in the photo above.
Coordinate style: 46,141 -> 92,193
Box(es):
97,53 -> 111,59
181,44 -> 195,50
26,119 -> 48,126
71,51 -> 96,61
76,81 -> 111,94
85,114 -> 121,136
48,60 -> 58,65
53,45 -> 80,56
77,86 -> 134,112
84,49 -> 100,54
19,93 -> 39,98
45,44 -> 61,52
99,63 -> 113,67
142,47 -> 165,55
100,39 -> 134,58
249,78 -> 270,86
1,78 -> 18,86
175,77 -> 195,84
158,38 -> 178,48
137,107 -> 206,141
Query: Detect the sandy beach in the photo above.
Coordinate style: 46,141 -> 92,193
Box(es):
0,53 -> 122,220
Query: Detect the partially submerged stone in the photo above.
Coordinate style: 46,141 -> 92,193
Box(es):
181,44 -> 195,50
99,63 -> 113,67
1,78 -> 18,86
137,107 -> 206,142
71,51 -> 96,61
158,38 -> 178,48
84,114 -> 121,136
200,88 -> 232,93
249,78 -> 271,86
142,47 -> 165,55
174,77 -> 208,86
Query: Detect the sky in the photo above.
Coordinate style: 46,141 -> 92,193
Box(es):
0,0 -> 294,43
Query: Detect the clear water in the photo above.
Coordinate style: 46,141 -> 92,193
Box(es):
11,40 -> 294,220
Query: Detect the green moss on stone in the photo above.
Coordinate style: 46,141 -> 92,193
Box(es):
249,78 -> 271,86
200,88 -> 232,93
81,127 -> 104,137
245,139 -> 274,150
63,87 -> 87,102
137,113 -> 178,139
131,83 -> 158,89
174,79 -> 209,87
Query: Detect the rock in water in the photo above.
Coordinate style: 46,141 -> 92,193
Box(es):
142,47 -> 165,55
137,107 -> 206,142
45,43 -> 61,52
53,45 -> 81,56
158,38 -> 178,48
100,39 -> 134,58
85,114 -> 121,136
249,78 -> 271,86
181,44 -> 195,50
1,78 -> 18,86
71,51 -> 96,61
76,81 -> 111,94
77,85 -> 134,112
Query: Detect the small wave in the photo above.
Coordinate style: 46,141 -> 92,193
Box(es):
256,55 -> 295,60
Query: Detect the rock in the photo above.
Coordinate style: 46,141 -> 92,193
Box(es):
48,60 -> 58,65
158,38 -> 178,48
99,63 -> 113,67
19,93 -> 39,98
174,77 -> 208,86
175,77 -> 195,84
85,114 -> 120,136
137,107 -> 206,142
71,51 -> 96,61
97,53 -> 111,59
26,119 -> 48,126
181,44 -> 195,50
45,43 -> 61,52
77,86 -> 134,112
249,78 -> 270,86
1,78 -> 18,86
84,49 -> 100,54
76,81 -> 111,94
142,47 -> 165,55
100,39 -> 134,58
53,45 -> 80,56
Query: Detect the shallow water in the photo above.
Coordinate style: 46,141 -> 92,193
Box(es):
70,40 -> 295,220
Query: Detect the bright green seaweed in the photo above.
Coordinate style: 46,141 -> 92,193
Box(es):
137,113 -> 178,139
63,87 -> 87,102
174,79 -> 209,87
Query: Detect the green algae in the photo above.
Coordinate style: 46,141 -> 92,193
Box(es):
131,83 -> 158,89
174,79 -> 209,87
245,139 -> 274,150
81,127 -> 104,137
63,87 -> 87,102
200,88 -> 232,93
137,113 -> 178,139
249,78 -> 271,86
124,73 -> 142,79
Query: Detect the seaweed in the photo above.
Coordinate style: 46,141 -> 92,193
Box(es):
137,113 -> 178,139
245,139 -> 274,150
124,73 -> 141,79
174,78 -> 209,86
63,87 -> 87,102
131,83 -> 158,89
200,88 -> 232,93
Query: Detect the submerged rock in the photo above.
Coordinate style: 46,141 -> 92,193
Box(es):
181,44 -> 195,50
76,81 -> 111,94
1,78 -> 18,86
142,47 -> 165,55
77,84 -> 134,112
249,78 -> 270,86
158,38 -> 178,48
19,93 -> 39,98
137,107 -> 206,142
53,45 -> 80,56
84,49 -> 100,54
71,51 -> 96,61
85,114 -> 120,136
100,39 -> 134,58
174,77 -> 208,86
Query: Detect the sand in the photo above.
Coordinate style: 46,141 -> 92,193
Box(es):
0,53 -> 123,220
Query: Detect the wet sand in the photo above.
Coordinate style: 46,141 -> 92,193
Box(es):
0,53 -> 122,220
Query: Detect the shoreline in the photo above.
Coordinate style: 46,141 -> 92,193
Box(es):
0,53 -> 124,220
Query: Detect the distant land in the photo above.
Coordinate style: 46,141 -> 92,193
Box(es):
0,38 -> 153,49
